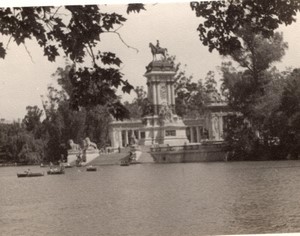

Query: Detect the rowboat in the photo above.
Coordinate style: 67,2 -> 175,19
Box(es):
17,172 -> 44,178
130,161 -> 141,165
120,160 -> 130,166
63,163 -> 73,168
47,169 -> 65,175
86,166 -> 97,171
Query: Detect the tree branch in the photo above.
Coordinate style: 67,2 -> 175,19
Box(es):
5,36 -> 12,50
104,31 -> 139,53
23,42 -> 35,63
87,43 -> 96,65
50,6 -> 62,20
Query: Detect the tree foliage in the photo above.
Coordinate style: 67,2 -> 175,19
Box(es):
22,105 -> 43,138
124,86 -> 153,119
191,0 -> 300,55
221,32 -> 287,116
221,29 -> 287,159
0,5 -> 145,119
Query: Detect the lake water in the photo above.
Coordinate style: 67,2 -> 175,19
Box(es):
2,160 -> 300,236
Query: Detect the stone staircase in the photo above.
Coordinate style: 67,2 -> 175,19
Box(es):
138,146 -> 154,163
87,146 -> 154,166
67,150 -> 103,166
89,152 -> 129,166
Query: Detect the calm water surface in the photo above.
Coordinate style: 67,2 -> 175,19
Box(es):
2,160 -> 300,236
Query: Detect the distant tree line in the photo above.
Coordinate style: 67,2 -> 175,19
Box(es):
0,64 -> 112,164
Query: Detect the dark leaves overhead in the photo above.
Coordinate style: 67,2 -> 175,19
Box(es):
99,52 -> 122,66
191,0 -> 300,55
0,42 -> 6,58
0,5 -> 142,118
127,4 -> 146,14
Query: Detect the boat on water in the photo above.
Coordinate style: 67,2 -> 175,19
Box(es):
129,161 -> 141,165
63,163 -> 73,168
17,172 -> 44,178
47,169 -> 65,175
120,160 -> 130,166
86,165 -> 97,171
40,163 -> 49,168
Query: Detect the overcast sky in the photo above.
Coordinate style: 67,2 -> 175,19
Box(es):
1,2 -> 300,121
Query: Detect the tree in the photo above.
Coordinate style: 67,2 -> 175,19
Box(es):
124,86 -> 153,119
221,32 -> 287,116
0,5 -> 145,119
190,0 -> 300,55
22,105 -> 43,138
277,69 -> 300,158
218,30 -> 289,160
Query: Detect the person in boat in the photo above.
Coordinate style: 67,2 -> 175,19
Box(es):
128,151 -> 134,162
59,161 -> 65,172
25,169 -> 31,174
76,154 -> 82,166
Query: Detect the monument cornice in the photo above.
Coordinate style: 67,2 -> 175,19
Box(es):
144,71 -> 176,77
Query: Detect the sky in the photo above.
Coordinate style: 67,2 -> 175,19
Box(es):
1,1 -> 300,121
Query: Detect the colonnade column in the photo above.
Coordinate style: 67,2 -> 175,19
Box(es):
118,130 -> 123,148
138,130 -> 141,140
219,115 -> 224,140
125,130 -> 129,146
196,126 -> 201,143
190,127 -> 194,143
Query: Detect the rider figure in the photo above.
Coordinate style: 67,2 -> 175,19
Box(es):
156,40 -> 161,50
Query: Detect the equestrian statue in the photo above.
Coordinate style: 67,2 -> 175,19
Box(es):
149,40 -> 168,61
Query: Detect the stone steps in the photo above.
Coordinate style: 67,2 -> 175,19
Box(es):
89,152 -> 129,166
88,146 -> 154,166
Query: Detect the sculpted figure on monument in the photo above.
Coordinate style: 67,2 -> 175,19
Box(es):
207,90 -> 222,103
149,40 -> 168,61
212,116 -> 219,140
159,104 -> 173,123
68,139 -> 81,151
84,137 -> 98,150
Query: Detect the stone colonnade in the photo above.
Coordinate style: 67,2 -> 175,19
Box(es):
187,126 -> 205,143
110,128 -> 145,148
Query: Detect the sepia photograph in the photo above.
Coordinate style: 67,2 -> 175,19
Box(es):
1,0 -> 300,235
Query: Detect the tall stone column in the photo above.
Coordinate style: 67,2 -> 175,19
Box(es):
125,130 -> 129,146
152,81 -> 157,114
171,82 -> 176,111
156,82 -> 161,112
118,130 -> 123,148
196,126 -> 201,143
167,82 -> 172,106
218,115 -> 224,140
190,127 -> 194,143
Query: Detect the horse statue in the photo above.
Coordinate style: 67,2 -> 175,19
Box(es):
149,42 -> 168,61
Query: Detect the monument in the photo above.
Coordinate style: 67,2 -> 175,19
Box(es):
108,41 -> 231,155
142,40 -> 189,145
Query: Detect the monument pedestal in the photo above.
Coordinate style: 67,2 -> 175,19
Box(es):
142,115 -> 189,146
